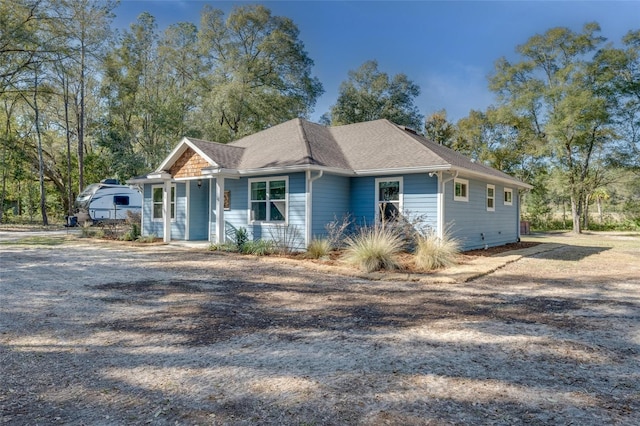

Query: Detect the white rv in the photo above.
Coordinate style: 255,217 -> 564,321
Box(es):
73,179 -> 142,225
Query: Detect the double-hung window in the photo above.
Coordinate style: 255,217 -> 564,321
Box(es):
504,188 -> 513,206
375,177 -> 403,222
152,185 -> 176,221
454,178 -> 469,202
249,177 -> 288,222
487,184 -> 495,212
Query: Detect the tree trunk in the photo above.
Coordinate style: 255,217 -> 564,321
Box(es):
78,34 -> 86,192
63,77 -> 73,216
597,197 -> 603,224
570,196 -> 581,234
583,193 -> 590,230
0,138 -> 6,223
33,71 -> 48,225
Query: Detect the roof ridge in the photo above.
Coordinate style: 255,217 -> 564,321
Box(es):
187,137 -> 245,150
296,118 -> 314,164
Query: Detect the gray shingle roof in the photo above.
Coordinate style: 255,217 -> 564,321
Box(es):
186,137 -> 244,169
169,118 -> 529,188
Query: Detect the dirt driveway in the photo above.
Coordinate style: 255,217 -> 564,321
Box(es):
1,232 -> 639,425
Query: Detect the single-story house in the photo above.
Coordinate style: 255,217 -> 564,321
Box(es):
128,118 -> 532,251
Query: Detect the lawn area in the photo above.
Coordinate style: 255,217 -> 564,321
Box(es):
0,231 -> 638,424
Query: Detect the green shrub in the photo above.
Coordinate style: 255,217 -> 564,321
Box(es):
234,227 -> 248,251
342,226 -> 403,272
414,230 -> 460,271
242,239 -> 274,256
136,233 -> 157,243
306,238 -> 332,259
209,241 -> 238,252
122,223 -> 140,241
80,222 -> 94,238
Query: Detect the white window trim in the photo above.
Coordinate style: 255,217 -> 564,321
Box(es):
487,184 -> 496,212
247,176 -> 289,224
151,184 -> 176,222
453,178 -> 469,202
375,177 -> 403,222
504,187 -> 513,206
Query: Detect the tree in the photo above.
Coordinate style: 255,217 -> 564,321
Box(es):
424,109 -> 455,146
329,60 -> 423,129
54,0 -> 116,192
0,0 -> 40,95
595,30 -> 640,173
490,23 -> 614,233
197,4 -> 323,142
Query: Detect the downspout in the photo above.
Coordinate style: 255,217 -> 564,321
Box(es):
305,170 -> 323,249
431,170 -> 458,240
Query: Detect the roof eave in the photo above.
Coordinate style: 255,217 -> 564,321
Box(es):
353,165 -> 451,176
451,167 -> 533,189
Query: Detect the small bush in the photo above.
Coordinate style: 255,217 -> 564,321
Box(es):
80,222 -> 94,238
414,230 -> 460,271
342,226 -> 403,272
234,227 -> 248,251
242,239 -> 275,256
209,241 -> 238,252
306,238 -> 332,259
268,224 -> 302,254
325,213 -> 354,248
136,233 -> 157,243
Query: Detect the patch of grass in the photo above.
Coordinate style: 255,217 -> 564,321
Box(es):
414,230 -> 460,271
209,242 -> 238,252
306,238 -> 332,259
342,226 -> 403,272
242,239 -> 275,256
136,234 -> 157,243
0,236 -> 67,246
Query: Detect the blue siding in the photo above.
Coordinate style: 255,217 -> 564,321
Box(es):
171,183 -> 186,240
188,179 -> 209,240
311,174 -> 350,238
216,177 -> 248,242
211,173 -> 306,250
350,176 -> 376,226
349,174 -> 438,231
142,184 -> 159,237
141,182 -> 186,240
403,174 -> 438,232
444,177 -> 520,250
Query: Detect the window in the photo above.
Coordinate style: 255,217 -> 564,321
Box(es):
152,185 -> 176,221
249,177 -> 287,222
375,177 -> 403,222
454,178 -> 469,202
487,184 -> 495,212
224,190 -> 231,210
504,188 -> 513,206
113,196 -> 129,206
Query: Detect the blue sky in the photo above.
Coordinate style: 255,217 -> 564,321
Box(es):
115,1 -> 640,125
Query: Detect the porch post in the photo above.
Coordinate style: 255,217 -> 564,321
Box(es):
163,179 -> 171,243
216,176 -> 225,244
436,172 -> 444,240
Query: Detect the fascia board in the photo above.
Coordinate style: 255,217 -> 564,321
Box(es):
451,167 -> 533,189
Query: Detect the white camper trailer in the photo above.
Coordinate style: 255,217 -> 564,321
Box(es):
72,179 -> 142,225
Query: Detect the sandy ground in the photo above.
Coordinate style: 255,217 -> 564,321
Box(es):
0,231 -> 639,425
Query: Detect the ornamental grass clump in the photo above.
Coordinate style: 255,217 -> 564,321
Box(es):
342,226 -> 403,272
306,238 -> 332,259
414,230 -> 460,271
